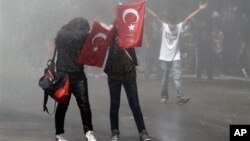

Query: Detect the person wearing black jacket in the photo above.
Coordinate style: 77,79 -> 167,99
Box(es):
54,17 -> 97,141
104,28 -> 151,141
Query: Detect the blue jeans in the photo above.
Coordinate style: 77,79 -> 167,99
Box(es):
108,77 -> 146,133
160,60 -> 184,99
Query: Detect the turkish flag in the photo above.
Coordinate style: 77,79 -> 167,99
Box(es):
116,0 -> 145,48
77,21 -> 114,68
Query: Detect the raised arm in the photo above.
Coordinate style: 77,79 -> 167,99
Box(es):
182,3 -> 207,26
146,7 -> 164,25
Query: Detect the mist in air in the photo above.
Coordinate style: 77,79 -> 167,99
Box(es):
0,0 -> 250,141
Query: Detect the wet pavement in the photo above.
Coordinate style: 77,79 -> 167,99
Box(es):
0,71 -> 250,141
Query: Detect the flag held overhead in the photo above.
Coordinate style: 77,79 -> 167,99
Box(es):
116,0 -> 145,48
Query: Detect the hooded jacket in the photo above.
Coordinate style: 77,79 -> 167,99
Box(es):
55,17 -> 89,73
104,30 -> 138,80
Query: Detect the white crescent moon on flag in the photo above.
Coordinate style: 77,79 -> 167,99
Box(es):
91,33 -> 107,45
122,8 -> 139,23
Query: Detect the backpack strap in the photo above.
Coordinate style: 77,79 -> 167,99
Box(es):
43,92 -> 49,113
52,47 -> 57,62
43,46 -> 57,115
43,91 -> 57,115
122,48 -> 134,64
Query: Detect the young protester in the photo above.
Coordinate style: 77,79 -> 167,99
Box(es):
54,17 -> 97,141
104,25 -> 151,141
147,3 -> 207,104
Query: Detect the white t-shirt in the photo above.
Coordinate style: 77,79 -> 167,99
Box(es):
159,22 -> 183,61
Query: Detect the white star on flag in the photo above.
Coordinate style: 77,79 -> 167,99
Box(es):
93,46 -> 99,52
128,24 -> 135,31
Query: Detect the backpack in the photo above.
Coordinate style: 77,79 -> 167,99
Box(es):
39,48 -> 70,114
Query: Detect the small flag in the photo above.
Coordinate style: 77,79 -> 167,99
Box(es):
78,20 -> 114,67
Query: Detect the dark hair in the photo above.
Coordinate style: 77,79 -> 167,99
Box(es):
55,17 -> 90,50
63,17 -> 90,31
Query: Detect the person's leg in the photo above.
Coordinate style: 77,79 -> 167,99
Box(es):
160,61 -> 170,100
123,79 -> 146,133
72,79 -> 93,133
246,46 -> 250,74
108,78 -> 122,132
55,94 -> 71,135
205,54 -> 214,81
171,60 -> 184,98
123,79 -> 151,141
171,60 -> 190,105
196,48 -> 203,80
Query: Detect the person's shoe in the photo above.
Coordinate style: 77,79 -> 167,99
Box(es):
85,131 -> 97,141
139,130 -> 151,141
110,130 -> 120,141
177,97 -> 190,105
160,97 -> 168,104
55,134 -> 68,141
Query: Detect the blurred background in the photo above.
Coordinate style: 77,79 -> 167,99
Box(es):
1,0 -> 250,79
0,0 -> 249,141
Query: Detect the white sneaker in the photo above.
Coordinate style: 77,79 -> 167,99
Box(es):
160,98 -> 168,104
85,131 -> 97,141
55,134 -> 68,141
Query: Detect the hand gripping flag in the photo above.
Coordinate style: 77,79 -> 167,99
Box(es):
78,21 -> 114,68
116,0 -> 145,48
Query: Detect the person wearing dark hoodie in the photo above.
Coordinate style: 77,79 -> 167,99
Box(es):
54,17 -> 97,141
104,25 -> 151,141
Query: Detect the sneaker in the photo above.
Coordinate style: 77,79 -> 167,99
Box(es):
110,130 -> 120,141
85,131 -> 97,141
55,134 -> 68,141
139,130 -> 151,141
160,98 -> 168,104
177,97 -> 190,105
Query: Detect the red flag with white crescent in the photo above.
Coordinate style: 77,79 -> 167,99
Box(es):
116,0 -> 145,48
77,20 -> 114,68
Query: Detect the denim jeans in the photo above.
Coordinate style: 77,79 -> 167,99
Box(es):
160,60 -> 184,99
108,77 -> 146,133
55,73 -> 93,134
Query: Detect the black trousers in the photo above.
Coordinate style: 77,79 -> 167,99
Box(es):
55,72 -> 93,134
108,77 -> 146,133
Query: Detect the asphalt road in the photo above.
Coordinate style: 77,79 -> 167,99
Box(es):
0,71 -> 250,141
